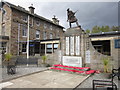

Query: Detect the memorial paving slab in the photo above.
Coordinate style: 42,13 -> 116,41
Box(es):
2,66 -> 48,82
2,70 -> 89,88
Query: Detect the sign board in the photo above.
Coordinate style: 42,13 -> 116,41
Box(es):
58,50 -> 62,61
66,37 -> 69,55
70,36 -> 74,55
62,56 -> 82,67
30,44 -> 34,47
76,36 -> 80,55
85,50 -> 90,63
115,39 -> 120,48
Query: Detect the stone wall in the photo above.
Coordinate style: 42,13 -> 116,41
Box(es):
111,37 -> 120,69
87,35 -> 119,72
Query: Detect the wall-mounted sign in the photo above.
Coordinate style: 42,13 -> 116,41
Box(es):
66,37 -> 69,55
70,36 -> 74,55
85,50 -> 90,63
29,44 -> 34,47
115,39 -> 120,48
76,36 -> 80,55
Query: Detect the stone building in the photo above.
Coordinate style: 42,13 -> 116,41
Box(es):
0,1 -> 64,57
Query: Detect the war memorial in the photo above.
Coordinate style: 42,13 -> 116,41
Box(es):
0,1 -> 119,89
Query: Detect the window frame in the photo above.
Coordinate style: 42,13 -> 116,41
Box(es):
22,25 -> 27,37
36,30 -> 40,39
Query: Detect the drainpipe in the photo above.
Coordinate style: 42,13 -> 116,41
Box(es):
17,23 -> 20,56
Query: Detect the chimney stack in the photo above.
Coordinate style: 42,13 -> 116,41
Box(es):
52,15 -> 59,25
29,4 -> 35,14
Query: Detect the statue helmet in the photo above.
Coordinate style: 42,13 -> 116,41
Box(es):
67,8 -> 70,11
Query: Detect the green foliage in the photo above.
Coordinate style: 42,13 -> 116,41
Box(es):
5,53 -> 12,62
86,29 -> 90,33
91,25 -> 100,33
42,55 -> 47,64
111,26 -> 119,31
86,25 -> 119,34
102,57 -> 109,73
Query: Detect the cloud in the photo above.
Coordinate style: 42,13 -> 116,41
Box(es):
5,1 -> 118,30
36,2 -> 118,30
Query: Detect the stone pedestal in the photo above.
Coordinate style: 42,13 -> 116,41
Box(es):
62,27 -> 87,67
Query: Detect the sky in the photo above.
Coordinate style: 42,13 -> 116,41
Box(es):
3,0 -> 119,30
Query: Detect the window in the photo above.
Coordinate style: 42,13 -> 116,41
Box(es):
22,26 -> 27,37
43,32 -> 47,40
44,23 -> 47,29
50,25 -> 52,30
36,20 -> 40,26
54,43 -> 59,52
54,44 -> 58,48
56,34 -> 60,38
50,33 -> 53,39
22,43 -> 26,52
46,44 -> 52,53
36,30 -> 40,39
23,16 -> 27,22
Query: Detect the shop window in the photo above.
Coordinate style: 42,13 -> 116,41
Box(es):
53,43 -> 58,52
47,44 -> 52,53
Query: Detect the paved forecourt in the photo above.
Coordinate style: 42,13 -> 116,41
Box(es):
2,70 -> 89,88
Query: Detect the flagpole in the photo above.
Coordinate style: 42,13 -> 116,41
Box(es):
27,15 -> 30,66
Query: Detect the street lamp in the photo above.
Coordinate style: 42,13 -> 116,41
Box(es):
26,15 -> 30,66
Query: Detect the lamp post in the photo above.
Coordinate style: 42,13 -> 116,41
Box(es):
26,15 -> 30,66
0,6 -> 3,69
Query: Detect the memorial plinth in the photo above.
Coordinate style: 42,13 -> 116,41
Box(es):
63,27 -> 86,67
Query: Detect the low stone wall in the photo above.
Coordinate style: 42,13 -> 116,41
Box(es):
88,39 -> 113,72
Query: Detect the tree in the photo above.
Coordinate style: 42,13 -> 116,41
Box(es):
85,25 -> 119,34
111,26 -> 119,31
91,26 -> 100,33
86,29 -> 90,33
104,26 -> 110,32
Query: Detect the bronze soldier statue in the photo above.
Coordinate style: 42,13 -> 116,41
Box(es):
67,8 -> 80,28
